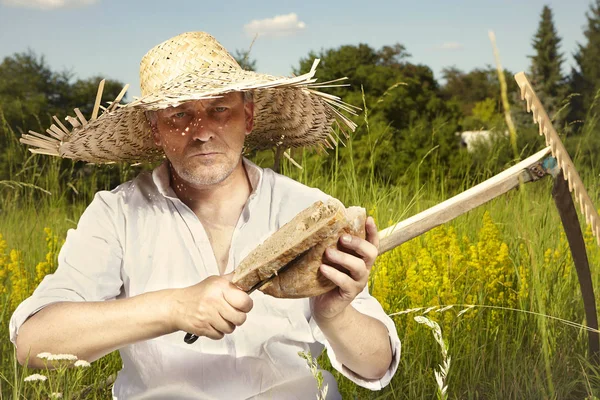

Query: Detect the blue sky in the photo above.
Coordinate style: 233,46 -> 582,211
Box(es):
0,0 -> 594,99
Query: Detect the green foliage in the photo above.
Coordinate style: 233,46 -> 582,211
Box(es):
461,98 -> 504,130
571,0 -> 600,121
293,42 -> 467,186
233,49 -> 257,71
529,5 -> 566,119
440,66 -> 518,118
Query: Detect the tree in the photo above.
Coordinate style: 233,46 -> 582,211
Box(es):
571,0 -> 600,121
233,49 -> 257,72
376,44 -> 411,67
529,5 -> 565,118
440,66 -> 518,127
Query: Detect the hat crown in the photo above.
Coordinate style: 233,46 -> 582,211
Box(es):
139,32 -> 241,96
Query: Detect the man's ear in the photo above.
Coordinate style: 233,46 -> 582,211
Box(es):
146,111 -> 162,146
244,101 -> 255,136
150,123 -> 162,146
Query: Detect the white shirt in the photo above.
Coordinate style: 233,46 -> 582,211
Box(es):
10,158 -> 401,400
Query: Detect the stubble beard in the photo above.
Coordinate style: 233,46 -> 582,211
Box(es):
171,152 -> 242,187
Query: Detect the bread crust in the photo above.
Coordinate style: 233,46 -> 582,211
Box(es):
260,206 -> 366,298
232,199 -> 346,291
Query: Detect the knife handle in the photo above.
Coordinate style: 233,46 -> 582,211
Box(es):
184,332 -> 199,344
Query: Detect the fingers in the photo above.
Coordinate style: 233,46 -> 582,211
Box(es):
218,303 -> 248,327
223,285 -> 253,313
319,264 -> 361,298
188,302 -> 247,340
366,216 -> 379,250
178,276 -> 253,341
324,247 -> 369,282
204,327 -> 225,340
212,310 -> 237,334
337,234 -> 378,270
208,286 -> 252,336
203,296 -> 249,338
322,222 -> 380,292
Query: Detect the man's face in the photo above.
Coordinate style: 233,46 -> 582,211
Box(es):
152,92 -> 254,187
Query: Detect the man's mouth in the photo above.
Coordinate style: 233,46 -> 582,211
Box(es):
189,151 -> 220,157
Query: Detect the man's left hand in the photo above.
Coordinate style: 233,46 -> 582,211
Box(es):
312,216 -> 379,322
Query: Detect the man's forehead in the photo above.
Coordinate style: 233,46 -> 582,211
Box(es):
170,92 -> 242,109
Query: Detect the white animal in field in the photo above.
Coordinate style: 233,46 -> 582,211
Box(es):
456,130 -> 508,152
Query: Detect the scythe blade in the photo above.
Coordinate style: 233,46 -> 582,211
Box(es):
516,72 -> 600,365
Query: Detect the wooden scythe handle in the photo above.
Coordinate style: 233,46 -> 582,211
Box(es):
378,147 -> 552,253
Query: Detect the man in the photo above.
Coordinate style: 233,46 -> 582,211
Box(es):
11,32 -> 400,399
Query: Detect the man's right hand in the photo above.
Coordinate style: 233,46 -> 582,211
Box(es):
167,275 -> 253,340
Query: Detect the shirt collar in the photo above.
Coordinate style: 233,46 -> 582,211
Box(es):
242,157 -> 262,193
151,158 -> 263,200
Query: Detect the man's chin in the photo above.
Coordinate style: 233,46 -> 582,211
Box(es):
179,166 -> 233,187
170,154 -> 241,187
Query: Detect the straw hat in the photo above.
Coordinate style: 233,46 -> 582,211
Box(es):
20,32 -> 358,164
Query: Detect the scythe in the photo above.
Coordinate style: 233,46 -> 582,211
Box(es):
377,72 -> 600,364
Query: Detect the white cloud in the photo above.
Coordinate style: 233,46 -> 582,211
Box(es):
1,0 -> 97,10
435,42 -> 464,51
244,13 -> 306,38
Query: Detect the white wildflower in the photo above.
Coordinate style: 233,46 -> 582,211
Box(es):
422,306 -> 438,315
318,384 -> 328,400
414,315 -> 438,331
434,370 -> 448,397
298,351 -> 328,400
457,305 -> 475,317
24,373 -> 47,382
36,352 -> 52,359
388,307 -> 424,317
47,354 -> 78,361
414,315 -> 450,400
74,359 -> 91,368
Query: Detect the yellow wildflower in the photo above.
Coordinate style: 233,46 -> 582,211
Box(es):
8,249 -> 29,311
34,227 -> 60,286
0,233 -> 9,294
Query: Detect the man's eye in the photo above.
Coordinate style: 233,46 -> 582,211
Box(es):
173,112 -> 187,118
214,107 -> 228,113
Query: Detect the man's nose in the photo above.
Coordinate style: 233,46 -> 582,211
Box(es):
188,115 -> 214,142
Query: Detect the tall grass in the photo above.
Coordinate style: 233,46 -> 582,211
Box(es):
1,98 -> 600,399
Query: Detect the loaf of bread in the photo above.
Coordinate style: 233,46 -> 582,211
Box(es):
232,199 -> 367,298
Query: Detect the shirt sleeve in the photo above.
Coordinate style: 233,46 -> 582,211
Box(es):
309,285 -> 401,391
9,191 -> 124,345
